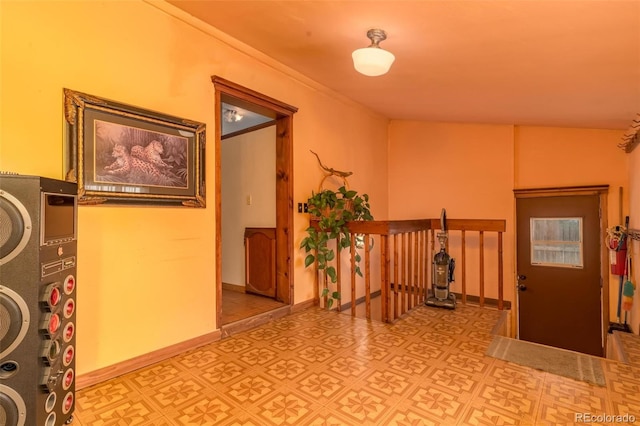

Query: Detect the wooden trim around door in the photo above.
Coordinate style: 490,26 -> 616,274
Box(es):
513,185 -> 609,198
514,185 -> 610,352
212,76 -> 298,331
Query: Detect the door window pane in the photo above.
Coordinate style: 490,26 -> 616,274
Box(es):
530,218 -> 583,267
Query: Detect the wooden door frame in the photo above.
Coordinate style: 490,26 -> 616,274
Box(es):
513,185 -> 610,349
212,76 -> 298,329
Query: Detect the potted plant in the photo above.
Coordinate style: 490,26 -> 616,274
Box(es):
300,185 -> 373,309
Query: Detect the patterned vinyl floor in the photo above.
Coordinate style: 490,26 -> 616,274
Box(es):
72,305 -> 640,425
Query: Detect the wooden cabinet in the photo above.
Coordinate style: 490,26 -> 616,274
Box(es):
244,228 -> 276,298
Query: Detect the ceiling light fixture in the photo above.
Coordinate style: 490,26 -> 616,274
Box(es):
352,28 -> 395,77
223,109 -> 243,123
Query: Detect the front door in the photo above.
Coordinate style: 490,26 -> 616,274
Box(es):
516,192 -> 604,356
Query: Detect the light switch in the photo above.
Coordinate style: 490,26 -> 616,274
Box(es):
246,195 -> 252,205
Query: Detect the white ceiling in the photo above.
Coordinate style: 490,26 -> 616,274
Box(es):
169,0 -> 640,130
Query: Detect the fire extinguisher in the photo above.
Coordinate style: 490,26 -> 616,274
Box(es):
608,216 -> 632,332
607,217 -> 629,276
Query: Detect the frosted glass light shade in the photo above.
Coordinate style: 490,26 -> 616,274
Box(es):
352,47 -> 395,76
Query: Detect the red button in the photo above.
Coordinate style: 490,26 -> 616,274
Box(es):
63,393 -> 73,413
64,323 -> 74,342
50,287 -> 61,307
64,369 -> 74,389
64,346 -> 74,365
64,299 -> 75,317
65,276 -> 75,294
48,314 -> 61,334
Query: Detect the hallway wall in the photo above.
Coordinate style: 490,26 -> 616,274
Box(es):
388,121 -> 515,303
0,0 -> 389,376
387,121 -> 627,319
1,0 -> 631,379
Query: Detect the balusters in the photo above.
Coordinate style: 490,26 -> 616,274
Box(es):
311,218 -> 506,322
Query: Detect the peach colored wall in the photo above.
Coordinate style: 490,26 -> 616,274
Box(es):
388,122 -> 629,323
515,126 -> 629,323
627,146 -> 640,333
294,103 -> 389,302
388,121 -> 515,303
514,127 -> 628,197
1,0 -> 389,375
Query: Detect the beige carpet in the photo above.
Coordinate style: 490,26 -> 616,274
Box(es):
486,335 -> 605,386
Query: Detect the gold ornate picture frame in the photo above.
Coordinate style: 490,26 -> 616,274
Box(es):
63,88 -> 206,207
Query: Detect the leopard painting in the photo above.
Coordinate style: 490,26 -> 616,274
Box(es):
131,140 -> 172,169
104,144 -> 164,179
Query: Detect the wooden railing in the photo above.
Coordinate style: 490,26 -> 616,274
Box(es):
311,218 -> 507,323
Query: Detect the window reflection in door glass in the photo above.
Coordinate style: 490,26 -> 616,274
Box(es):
530,218 -> 583,267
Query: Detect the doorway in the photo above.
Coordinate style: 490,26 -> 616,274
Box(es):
213,77 -> 298,330
515,186 -> 609,357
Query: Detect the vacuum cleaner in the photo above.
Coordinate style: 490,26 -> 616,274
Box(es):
426,208 -> 456,309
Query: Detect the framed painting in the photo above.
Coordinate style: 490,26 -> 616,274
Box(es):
63,88 -> 206,207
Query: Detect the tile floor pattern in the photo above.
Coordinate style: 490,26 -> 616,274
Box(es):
72,305 -> 640,425
617,331 -> 640,369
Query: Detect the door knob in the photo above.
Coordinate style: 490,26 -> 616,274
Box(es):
518,284 -> 527,291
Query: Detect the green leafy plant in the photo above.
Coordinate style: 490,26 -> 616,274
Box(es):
300,186 -> 373,309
